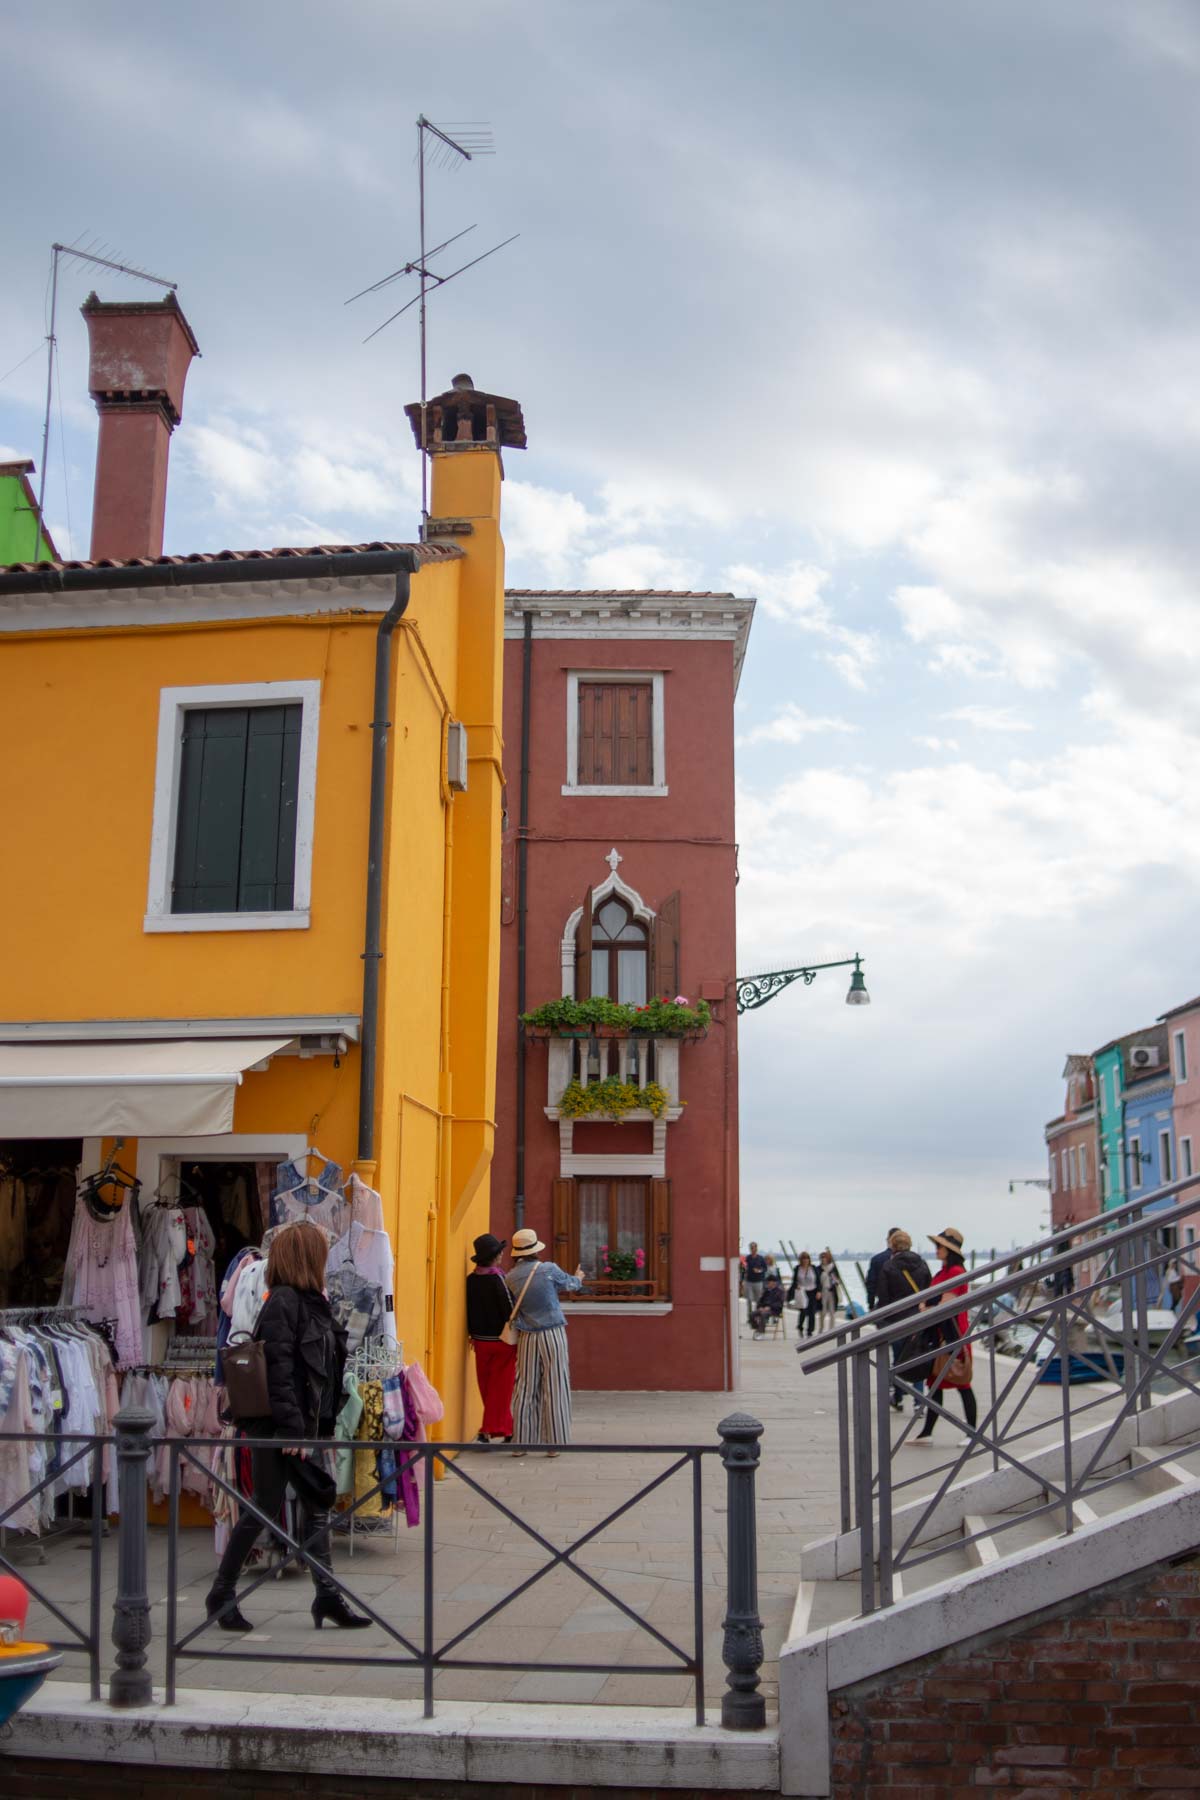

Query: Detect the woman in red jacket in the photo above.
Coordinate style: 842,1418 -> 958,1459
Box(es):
916,1226 -> 978,1441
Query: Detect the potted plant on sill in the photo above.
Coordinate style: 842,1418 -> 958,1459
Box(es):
600,1244 -> 646,1297
520,995 -> 711,1037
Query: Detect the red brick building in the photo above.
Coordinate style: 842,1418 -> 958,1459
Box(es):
492,588 -> 755,1390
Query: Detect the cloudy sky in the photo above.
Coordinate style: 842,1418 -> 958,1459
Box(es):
5,1 -> 1200,1257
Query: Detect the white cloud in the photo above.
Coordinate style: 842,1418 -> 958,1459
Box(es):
725,559 -> 881,690
943,705 -> 1034,733
737,705 -> 859,747
582,542 -> 702,590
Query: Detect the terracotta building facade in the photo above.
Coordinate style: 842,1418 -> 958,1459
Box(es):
492,589 -> 754,1391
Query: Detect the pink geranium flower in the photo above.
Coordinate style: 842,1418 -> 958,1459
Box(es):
674,995 -> 688,1006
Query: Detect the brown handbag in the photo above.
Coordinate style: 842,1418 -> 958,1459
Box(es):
222,1331 -> 271,1419
931,1343 -> 973,1389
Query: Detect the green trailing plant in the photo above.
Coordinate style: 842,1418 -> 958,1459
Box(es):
521,996 -> 711,1035
557,1077 -> 671,1120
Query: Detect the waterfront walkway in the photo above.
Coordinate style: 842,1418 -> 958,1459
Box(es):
15,1322 -> 1090,1714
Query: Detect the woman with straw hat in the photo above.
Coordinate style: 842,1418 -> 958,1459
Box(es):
504,1228 -> 584,1456
916,1227 -> 978,1442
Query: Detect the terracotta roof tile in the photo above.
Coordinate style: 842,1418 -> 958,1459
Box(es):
3,539 -> 460,576
505,588 -> 740,600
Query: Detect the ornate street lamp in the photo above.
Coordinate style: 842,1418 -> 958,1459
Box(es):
735,954 -> 870,1016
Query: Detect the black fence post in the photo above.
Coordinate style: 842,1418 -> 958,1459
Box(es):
109,1406 -> 155,1707
718,1411 -> 765,1730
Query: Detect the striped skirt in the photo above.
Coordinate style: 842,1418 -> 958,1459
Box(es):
513,1325 -> 573,1446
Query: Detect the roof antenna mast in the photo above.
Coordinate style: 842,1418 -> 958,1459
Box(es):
36,239 -> 177,555
345,116 -> 517,535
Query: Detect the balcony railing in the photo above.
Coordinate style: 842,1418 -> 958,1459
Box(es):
545,1032 -> 683,1115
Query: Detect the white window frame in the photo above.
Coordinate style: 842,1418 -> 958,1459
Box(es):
1079,1143 -> 1088,1186
1049,1152 -> 1057,1193
1160,1130 -> 1173,1184
563,670 -> 667,798
145,680 -> 320,933
1182,1137 -> 1193,1180
1068,1146 -> 1078,1189
1129,1135 -> 1142,1189
1175,1029 -> 1188,1084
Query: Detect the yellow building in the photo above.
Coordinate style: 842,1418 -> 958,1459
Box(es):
0,295 -> 521,1439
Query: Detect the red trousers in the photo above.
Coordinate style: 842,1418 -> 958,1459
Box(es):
472,1339 -> 517,1437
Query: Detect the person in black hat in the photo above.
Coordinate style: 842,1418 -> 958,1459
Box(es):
205,1220 -> 368,1633
467,1231 -> 516,1444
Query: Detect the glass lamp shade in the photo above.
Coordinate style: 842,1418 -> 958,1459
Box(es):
845,965 -> 870,1006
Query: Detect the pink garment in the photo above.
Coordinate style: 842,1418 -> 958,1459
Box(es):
62,1198 -> 142,1367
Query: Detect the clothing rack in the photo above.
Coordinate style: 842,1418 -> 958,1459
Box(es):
0,1305 -> 111,1561
348,1336 -> 404,1380
0,1303 -> 90,1323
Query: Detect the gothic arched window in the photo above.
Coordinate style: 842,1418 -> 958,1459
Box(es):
591,896 -> 648,1004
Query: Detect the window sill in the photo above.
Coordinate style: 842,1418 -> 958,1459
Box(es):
565,1301 -> 673,1317
561,785 -> 669,798
144,910 -> 311,934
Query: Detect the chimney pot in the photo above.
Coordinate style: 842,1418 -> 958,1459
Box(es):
451,372 -> 474,391
82,290 -> 200,562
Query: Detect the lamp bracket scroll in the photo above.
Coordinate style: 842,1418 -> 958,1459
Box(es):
735,955 -> 869,1016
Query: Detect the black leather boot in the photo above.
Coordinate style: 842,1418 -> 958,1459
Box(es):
205,1584 -> 253,1632
311,1592 -> 371,1629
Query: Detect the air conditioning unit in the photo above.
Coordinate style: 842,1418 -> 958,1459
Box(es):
446,720 -> 469,793
1130,1046 -> 1161,1069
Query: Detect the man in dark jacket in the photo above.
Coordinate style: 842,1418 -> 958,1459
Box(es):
866,1229 -> 901,1310
743,1243 -> 768,1325
878,1231 -> 932,1410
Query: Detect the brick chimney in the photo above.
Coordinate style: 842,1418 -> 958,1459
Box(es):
82,290 -> 200,562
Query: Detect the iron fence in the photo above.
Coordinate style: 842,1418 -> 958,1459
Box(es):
801,1175 -> 1200,1616
0,1411 -> 767,1729
0,1429 -> 104,1699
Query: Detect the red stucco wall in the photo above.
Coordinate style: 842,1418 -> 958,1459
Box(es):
492,629 -> 741,1391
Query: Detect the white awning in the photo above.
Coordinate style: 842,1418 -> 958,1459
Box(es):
0,1038 -> 291,1138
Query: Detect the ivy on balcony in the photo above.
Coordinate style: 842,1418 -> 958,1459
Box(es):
557,1077 -> 671,1120
521,996 -> 711,1035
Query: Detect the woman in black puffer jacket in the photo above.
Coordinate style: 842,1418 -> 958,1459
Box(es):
205,1221 -> 367,1632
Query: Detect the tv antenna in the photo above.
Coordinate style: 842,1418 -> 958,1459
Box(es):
36,238 -> 178,556
345,116 -> 518,530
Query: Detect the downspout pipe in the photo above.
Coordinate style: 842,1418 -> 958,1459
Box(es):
357,556 -> 420,1164
514,610 -> 534,1230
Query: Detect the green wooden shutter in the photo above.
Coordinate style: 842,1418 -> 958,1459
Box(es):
172,703 -> 302,914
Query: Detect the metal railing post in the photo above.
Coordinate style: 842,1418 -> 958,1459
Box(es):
836,1357 -> 852,1531
718,1412 -> 765,1730
108,1406 -> 155,1708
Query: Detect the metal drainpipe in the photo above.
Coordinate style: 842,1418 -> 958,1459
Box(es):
357,562 -> 416,1164
513,610 -> 534,1230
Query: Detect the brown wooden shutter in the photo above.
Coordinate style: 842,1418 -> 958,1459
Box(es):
578,683 -> 598,786
650,1178 -> 671,1299
552,1177 -> 578,1273
652,891 -> 681,999
578,681 -> 653,787
574,886 -> 593,999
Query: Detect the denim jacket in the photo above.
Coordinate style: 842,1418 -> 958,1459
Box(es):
504,1259 -> 582,1332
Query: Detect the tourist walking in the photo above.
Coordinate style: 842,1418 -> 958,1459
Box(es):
916,1226 -> 978,1441
506,1227 -> 584,1454
817,1249 -> 841,1333
466,1232 -> 516,1444
865,1229 -> 901,1310
743,1242 -> 768,1324
877,1230 -> 932,1410
788,1250 -> 819,1337
206,1221 -> 368,1633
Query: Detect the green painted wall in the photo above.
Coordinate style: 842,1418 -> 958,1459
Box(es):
1095,1043 -> 1125,1211
0,470 -> 56,565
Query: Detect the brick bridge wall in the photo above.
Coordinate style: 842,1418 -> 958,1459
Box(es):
829,1550 -> 1200,1794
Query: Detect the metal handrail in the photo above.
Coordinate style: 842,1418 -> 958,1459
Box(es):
802,1170 -> 1200,1368
798,1179 -> 1200,1618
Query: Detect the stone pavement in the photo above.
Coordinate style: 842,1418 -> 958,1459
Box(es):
14,1321 -> 1090,1717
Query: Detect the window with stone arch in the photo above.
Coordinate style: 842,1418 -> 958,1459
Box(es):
565,864 -> 680,1004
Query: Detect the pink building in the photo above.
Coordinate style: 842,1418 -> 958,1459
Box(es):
1045,1054 -> 1099,1234
492,588 -> 755,1391
1157,995 -> 1200,1307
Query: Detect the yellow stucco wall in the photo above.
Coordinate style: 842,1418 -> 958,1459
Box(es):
1,463 -> 507,1438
